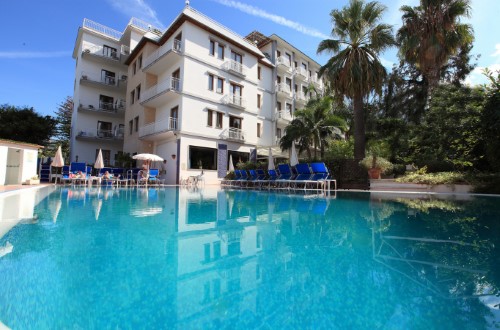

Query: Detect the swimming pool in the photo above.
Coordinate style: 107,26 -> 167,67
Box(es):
0,186 -> 499,328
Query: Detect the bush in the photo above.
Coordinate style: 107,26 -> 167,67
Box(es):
416,160 -> 455,173
359,156 -> 393,174
471,173 -> 500,194
391,164 -> 406,177
395,172 -> 470,185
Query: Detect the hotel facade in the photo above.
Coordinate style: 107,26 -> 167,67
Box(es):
71,5 -> 323,184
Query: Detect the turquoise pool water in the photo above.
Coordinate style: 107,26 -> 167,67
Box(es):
0,187 -> 499,329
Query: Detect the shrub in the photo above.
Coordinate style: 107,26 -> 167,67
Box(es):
359,156 -> 393,174
395,172 -> 470,185
391,164 -> 406,177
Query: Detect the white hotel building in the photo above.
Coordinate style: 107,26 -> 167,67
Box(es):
71,4 -> 323,185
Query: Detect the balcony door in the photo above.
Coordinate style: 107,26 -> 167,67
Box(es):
97,121 -> 113,138
101,69 -> 115,85
172,69 -> 180,90
231,51 -> 242,64
99,95 -> 114,111
170,106 -> 178,130
230,83 -> 242,106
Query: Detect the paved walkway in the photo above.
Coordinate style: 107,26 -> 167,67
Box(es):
0,184 -> 52,193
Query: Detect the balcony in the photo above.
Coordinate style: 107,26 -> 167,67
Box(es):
223,95 -> 246,110
276,110 -> 293,124
276,83 -> 292,99
142,39 -> 182,75
222,128 -> 245,142
139,117 -> 178,141
80,72 -> 127,91
223,60 -> 246,77
78,100 -> 126,116
294,67 -> 308,81
276,56 -> 292,72
76,128 -> 124,141
82,45 -> 120,64
140,78 -> 182,107
120,45 -> 130,64
294,91 -> 308,106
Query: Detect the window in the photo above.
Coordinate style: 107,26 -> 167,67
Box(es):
277,127 -> 282,138
209,40 -> 215,56
230,83 -> 242,96
229,116 -> 241,129
286,77 -> 292,90
170,106 -> 178,129
213,241 -> 221,260
277,50 -> 281,58
130,90 -> 135,105
103,45 -> 117,59
302,62 -> 307,70
136,85 -> 141,101
294,84 -> 298,93
257,123 -> 261,137
257,94 -> 261,109
277,101 -> 282,111
207,109 -> 213,126
216,112 -> 223,128
217,44 -> 224,60
208,74 -> 214,91
129,120 -> 133,135
217,77 -> 224,93
189,146 -> 217,170
277,76 -> 281,84
99,95 -> 114,110
286,53 -> 292,66
97,121 -> 112,138
101,69 -> 115,85
303,86 -> 308,97
138,54 -> 142,69
133,61 -> 136,75
257,66 -> 261,80
294,61 -> 298,68
134,116 -> 139,132
309,70 -> 312,77
231,50 -> 242,64
286,103 -> 292,114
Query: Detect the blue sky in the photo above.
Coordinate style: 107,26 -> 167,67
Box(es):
1,0 -> 499,117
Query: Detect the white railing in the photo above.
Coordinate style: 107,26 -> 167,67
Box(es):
223,94 -> 246,108
276,56 -> 291,68
82,44 -> 119,60
129,17 -> 162,34
143,39 -> 183,69
81,72 -> 118,87
83,18 -> 122,40
295,91 -> 308,102
294,67 -> 307,78
141,77 -> 182,103
78,129 -> 123,139
139,117 -> 178,137
276,83 -> 291,94
227,128 -> 244,141
223,60 -> 246,76
277,110 -> 293,121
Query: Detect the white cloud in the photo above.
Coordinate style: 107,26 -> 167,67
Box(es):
379,56 -> 394,69
0,51 -> 71,59
492,43 -> 500,57
107,0 -> 164,29
464,63 -> 500,86
209,0 -> 329,39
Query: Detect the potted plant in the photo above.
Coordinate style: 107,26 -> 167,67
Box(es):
26,175 -> 40,185
359,141 -> 393,179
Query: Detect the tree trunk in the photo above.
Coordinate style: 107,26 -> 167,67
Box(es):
353,94 -> 365,160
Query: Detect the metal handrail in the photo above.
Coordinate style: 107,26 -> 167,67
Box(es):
223,59 -> 246,75
276,56 -> 291,67
83,18 -> 122,40
228,127 -> 244,140
277,110 -> 293,121
141,77 -> 182,102
223,94 -> 246,108
139,117 -> 178,137
143,39 -> 183,69
276,83 -> 291,94
80,72 -> 118,86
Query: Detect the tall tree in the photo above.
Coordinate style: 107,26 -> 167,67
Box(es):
317,0 -> 395,159
53,96 -> 74,162
280,96 -> 346,159
0,104 -> 56,146
397,0 -> 474,96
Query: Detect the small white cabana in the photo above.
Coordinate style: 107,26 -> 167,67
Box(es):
0,139 -> 42,186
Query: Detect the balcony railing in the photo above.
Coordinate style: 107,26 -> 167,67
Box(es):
143,39 -> 183,69
82,44 -> 120,60
276,56 -> 291,68
223,59 -> 246,76
77,128 -> 123,140
277,110 -> 293,121
139,117 -> 178,138
225,128 -> 245,141
80,72 -> 120,87
276,83 -> 291,94
79,100 -> 126,113
121,45 -> 130,56
141,77 -> 181,103
223,94 -> 246,108
295,91 -> 308,103
294,67 -> 308,79
83,18 -> 122,40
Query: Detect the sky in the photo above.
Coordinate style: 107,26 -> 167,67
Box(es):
0,0 -> 499,117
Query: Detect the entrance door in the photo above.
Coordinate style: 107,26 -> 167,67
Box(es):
5,148 -> 21,184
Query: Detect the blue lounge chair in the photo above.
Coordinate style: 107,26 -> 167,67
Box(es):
276,164 -> 294,189
310,162 -> 335,192
290,163 -> 314,191
235,170 -> 249,187
148,169 -> 160,186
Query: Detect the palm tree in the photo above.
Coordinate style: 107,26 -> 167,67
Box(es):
280,96 -> 346,160
317,0 -> 395,160
397,0 -> 474,94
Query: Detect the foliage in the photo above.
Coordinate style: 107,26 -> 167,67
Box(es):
325,138 -> 354,160
397,0 -> 474,91
471,173 -> 500,194
395,171 -> 471,185
410,84 -> 486,170
236,160 -> 267,170
0,104 -> 57,146
115,152 -> 134,168
317,0 -> 395,159
482,69 -> 500,171
280,96 -> 346,159
52,96 -> 73,162
359,156 -> 393,173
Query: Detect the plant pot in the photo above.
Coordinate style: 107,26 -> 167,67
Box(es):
368,168 -> 382,180
25,179 -> 40,185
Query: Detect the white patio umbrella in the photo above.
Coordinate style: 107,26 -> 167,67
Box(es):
290,143 -> 299,166
132,153 -> 164,170
94,199 -> 103,221
51,145 -> 64,168
268,148 -> 275,171
94,149 -> 104,175
49,199 -> 62,223
228,154 -> 235,172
